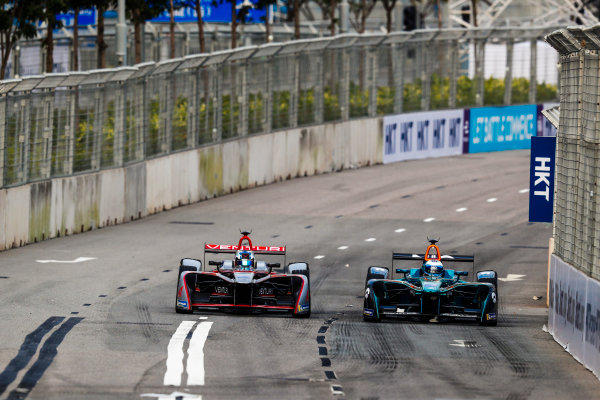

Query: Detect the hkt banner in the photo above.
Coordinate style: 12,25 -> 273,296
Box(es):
548,254 -> 600,378
468,104 -> 537,153
383,109 -> 464,163
529,136 -> 556,223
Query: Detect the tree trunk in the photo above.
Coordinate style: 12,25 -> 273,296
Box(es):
73,7 -> 79,71
471,0 -> 478,27
231,1 -> 237,49
0,29 -> 13,79
170,0 -> 175,58
386,9 -> 392,33
330,0 -> 335,36
97,6 -> 106,69
360,0 -> 366,33
294,0 -> 300,39
135,21 -> 142,64
195,0 -> 205,53
266,5 -> 271,42
46,18 -> 54,73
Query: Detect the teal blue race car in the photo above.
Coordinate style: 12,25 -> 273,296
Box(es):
363,240 -> 498,325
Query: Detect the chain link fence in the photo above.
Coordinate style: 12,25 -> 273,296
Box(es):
0,27 -> 560,191
546,26 -> 600,281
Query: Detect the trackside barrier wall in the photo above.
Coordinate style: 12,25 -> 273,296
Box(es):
0,119 -> 380,250
545,25 -> 600,378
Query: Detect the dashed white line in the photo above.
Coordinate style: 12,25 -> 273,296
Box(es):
314,255 -> 325,259
487,198 -> 498,203
337,246 -> 349,250
186,321 -> 214,386
424,218 -> 435,223
365,238 -> 376,242
456,207 -> 467,213
394,228 -> 406,233
141,392 -> 202,399
36,257 -> 97,264
519,189 -> 529,193
164,321 -> 196,386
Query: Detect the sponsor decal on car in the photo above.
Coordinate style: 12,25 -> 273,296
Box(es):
396,308 -> 406,314
486,313 -> 497,320
177,300 -> 188,308
299,304 -> 310,312
363,309 -> 374,317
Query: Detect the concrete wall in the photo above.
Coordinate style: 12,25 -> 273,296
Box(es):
0,118 -> 381,251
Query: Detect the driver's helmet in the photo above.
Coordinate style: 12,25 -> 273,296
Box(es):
423,260 -> 444,278
235,250 -> 255,270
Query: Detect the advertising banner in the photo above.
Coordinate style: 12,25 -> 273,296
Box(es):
151,1 -> 266,24
383,109 -> 464,164
549,254 -> 600,378
529,136 -> 556,223
469,104 -> 537,153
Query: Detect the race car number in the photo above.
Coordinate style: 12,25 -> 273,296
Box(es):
215,286 -> 229,294
258,287 -> 274,296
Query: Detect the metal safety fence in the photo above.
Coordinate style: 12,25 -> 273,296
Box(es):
0,27 -> 560,190
546,25 -> 600,281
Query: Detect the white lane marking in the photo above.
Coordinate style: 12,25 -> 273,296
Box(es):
498,274 -> 526,282
314,255 -> 325,259
141,392 -> 202,399
36,257 -> 97,264
344,264 -> 350,268
337,246 -> 349,250
519,189 -> 529,194
164,321 -> 196,386
449,340 -> 479,348
487,198 -> 497,203
198,316 -> 208,320
394,228 -> 406,233
331,385 -> 345,395
186,321 -> 214,386
456,207 -> 467,213
424,218 -> 435,222
365,238 -> 376,242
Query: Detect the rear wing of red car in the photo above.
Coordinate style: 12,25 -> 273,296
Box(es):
204,244 -> 286,255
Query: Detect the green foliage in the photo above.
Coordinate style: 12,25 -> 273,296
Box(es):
537,82 -> 558,103
298,89 -> 315,125
349,82 -> 368,118
272,90 -> 290,130
456,75 -> 475,107
248,92 -> 264,134
403,80 -> 422,112
511,77 -> 530,104
324,87 -> 341,121
173,95 -> 188,150
376,86 -> 394,115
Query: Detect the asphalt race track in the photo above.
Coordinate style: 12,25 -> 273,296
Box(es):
1,150 -> 599,400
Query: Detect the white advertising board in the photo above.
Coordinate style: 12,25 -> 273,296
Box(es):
383,109 -> 464,164
549,254 -> 600,378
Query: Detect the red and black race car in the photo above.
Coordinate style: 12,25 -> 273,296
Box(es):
175,231 -> 310,318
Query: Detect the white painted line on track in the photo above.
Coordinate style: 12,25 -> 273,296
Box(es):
519,189 -> 529,193
365,238 -> 376,242
487,198 -> 498,203
498,274 -> 526,282
186,321 -> 213,386
337,246 -> 349,250
198,316 -> 208,320
314,255 -> 325,259
36,257 -> 97,264
141,392 -> 202,399
164,321 -> 196,386
331,385 -> 345,395
394,228 -> 406,233
424,218 -> 435,222
456,207 -> 467,213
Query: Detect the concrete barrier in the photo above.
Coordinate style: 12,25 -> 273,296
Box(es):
0,117 -> 382,251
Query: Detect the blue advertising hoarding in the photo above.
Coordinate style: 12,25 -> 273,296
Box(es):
469,104 -> 537,153
529,136 -> 556,223
151,1 -> 267,24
